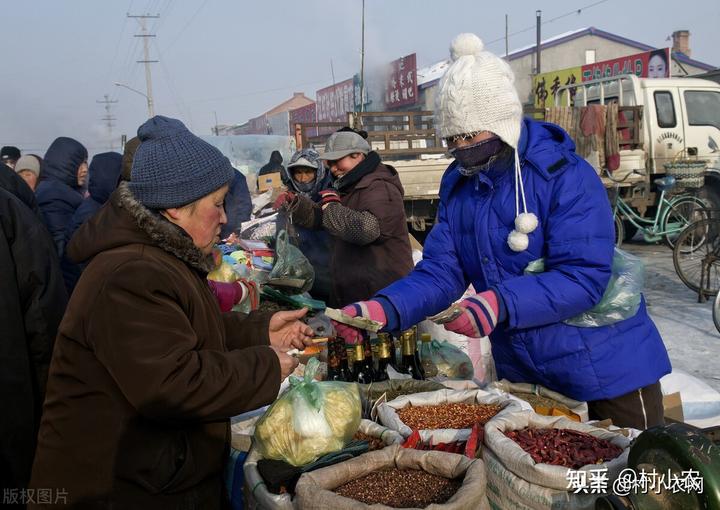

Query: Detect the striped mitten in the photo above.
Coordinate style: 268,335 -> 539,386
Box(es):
444,290 -> 499,338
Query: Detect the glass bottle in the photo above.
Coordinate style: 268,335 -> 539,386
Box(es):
400,329 -> 424,380
374,335 -> 391,381
419,333 -> 438,378
352,343 -> 375,384
327,337 -> 341,381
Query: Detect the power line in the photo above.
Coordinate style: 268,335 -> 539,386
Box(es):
161,0 -> 210,53
485,0 -> 611,48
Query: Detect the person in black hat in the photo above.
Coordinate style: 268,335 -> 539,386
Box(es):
30,116 -> 313,509
1,146 -> 21,170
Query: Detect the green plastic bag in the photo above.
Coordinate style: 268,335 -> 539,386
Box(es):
524,248 -> 644,328
268,229 -> 315,295
421,340 -> 475,380
253,358 -> 361,466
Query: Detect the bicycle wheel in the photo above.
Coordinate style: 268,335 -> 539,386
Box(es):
614,214 -> 624,248
714,292 -> 720,334
662,195 -> 708,250
673,217 -> 720,297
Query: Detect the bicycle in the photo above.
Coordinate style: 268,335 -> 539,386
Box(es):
672,211 -> 720,299
607,171 -> 708,249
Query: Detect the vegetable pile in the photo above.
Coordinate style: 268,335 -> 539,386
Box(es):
397,403 -> 501,430
334,468 -> 461,507
505,427 -> 623,469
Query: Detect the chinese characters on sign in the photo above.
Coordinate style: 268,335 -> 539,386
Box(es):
533,48 -> 672,108
385,53 -> 417,108
316,78 -> 355,123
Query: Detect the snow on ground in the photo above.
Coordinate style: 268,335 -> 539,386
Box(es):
623,242 -> 720,392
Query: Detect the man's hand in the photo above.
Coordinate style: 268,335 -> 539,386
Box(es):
443,290 -> 499,338
270,346 -> 299,381
269,308 -> 314,351
272,191 -> 297,211
331,300 -> 387,344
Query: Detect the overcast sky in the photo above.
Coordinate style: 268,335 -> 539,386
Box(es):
1,0 -> 717,156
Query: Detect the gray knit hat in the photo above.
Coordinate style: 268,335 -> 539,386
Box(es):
129,116 -> 234,209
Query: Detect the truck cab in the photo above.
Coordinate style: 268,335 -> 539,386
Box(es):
561,75 -> 720,206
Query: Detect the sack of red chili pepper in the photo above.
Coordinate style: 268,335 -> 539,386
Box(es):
377,388 -> 528,444
295,444 -> 491,509
483,413 -> 631,491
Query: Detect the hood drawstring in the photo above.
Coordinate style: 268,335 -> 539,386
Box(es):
507,150 -> 538,252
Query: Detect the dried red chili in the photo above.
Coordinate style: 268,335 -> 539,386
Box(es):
505,427 -> 623,469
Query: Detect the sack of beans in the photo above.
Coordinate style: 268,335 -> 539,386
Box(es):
483,412 -> 631,509
295,444 -> 490,509
243,419 -> 403,509
489,379 -> 589,421
377,389 -> 528,443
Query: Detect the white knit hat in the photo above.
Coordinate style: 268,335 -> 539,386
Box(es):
436,33 -> 523,148
437,33 -> 538,253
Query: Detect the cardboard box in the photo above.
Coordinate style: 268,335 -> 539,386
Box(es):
663,392 -> 684,423
257,172 -> 282,192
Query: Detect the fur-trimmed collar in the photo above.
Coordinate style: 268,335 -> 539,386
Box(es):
115,182 -> 215,273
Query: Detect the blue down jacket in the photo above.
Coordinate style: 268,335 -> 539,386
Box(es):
379,118 -> 671,401
36,137 -> 87,258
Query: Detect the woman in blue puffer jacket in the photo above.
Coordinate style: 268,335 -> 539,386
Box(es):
334,34 -> 671,430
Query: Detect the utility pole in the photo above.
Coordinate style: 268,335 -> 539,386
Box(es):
535,10 -> 542,75
213,111 -> 220,136
97,94 -> 118,150
505,14 -> 509,58
128,13 -> 159,117
359,0 -> 366,116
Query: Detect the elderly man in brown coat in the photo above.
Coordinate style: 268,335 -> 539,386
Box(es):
30,116 -> 312,509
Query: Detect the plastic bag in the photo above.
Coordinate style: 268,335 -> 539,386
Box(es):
524,248 -> 643,327
253,358 -> 361,467
421,339 -> 475,380
267,229 -> 315,295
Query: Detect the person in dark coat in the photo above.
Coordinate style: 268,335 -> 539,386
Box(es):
1,145 -> 21,169
35,137 -> 88,258
0,187 -> 67,497
120,136 -> 140,182
273,148 -> 334,302
30,116 -> 312,509
258,150 -> 284,176
62,151 -> 123,293
334,34 -> 670,430
220,170 -> 253,239
0,161 -> 40,216
275,131 -> 413,307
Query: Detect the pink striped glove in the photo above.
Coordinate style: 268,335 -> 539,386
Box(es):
332,300 -> 387,344
444,290 -> 499,338
207,280 -> 247,313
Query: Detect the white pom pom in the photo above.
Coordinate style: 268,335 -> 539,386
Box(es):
450,33 -> 484,61
507,230 -> 529,252
515,212 -> 538,234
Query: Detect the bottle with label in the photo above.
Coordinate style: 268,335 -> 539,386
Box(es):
419,333 -> 438,379
400,329 -> 424,380
374,335 -> 391,381
352,343 -> 375,384
327,337 -> 342,381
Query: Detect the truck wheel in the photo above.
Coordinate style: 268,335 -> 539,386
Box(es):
700,173 -> 720,210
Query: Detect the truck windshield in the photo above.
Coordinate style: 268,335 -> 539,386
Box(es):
684,91 -> 720,130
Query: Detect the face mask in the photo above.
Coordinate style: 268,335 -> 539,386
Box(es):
449,136 -> 506,175
293,179 -> 316,193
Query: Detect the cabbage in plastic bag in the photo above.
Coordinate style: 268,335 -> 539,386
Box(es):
524,248 -> 643,328
253,358 -> 361,466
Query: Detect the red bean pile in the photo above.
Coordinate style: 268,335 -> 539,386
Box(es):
334,468 -> 461,507
397,403 -> 502,430
505,427 -> 624,469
